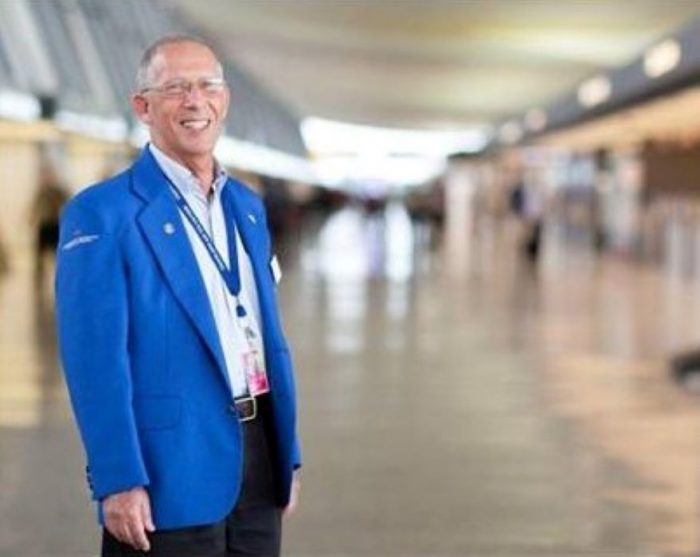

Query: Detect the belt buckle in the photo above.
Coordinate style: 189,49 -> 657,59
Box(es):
235,395 -> 257,422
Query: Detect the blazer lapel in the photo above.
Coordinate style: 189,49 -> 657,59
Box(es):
131,149 -> 230,389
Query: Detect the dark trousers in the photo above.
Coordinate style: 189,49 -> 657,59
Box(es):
101,412 -> 282,557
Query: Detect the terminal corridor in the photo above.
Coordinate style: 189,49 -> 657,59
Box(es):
4,1 -> 700,556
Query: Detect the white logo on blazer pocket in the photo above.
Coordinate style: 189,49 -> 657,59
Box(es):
61,234 -> 100,251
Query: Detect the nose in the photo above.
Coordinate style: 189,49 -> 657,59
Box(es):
182,83 -> 206,105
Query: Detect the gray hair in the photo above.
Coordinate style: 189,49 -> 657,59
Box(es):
135,34 -> 223,92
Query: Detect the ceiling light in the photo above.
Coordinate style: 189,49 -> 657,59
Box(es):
214,136 -> 318,184
578,76 -> 612,108
313,154 -> 447,189
525,108 -> 548,132
0,88 -> 40,121
55,110 -> 127,142
300,117 -> 489,157
499,120 -> 523,144
644,39 -> 681,79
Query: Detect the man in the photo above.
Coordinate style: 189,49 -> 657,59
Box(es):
56,35 -> 301,557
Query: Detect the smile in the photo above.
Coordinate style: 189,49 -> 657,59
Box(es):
180,118 -> 211,130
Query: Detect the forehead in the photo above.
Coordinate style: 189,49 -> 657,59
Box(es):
149,42 -> 222,80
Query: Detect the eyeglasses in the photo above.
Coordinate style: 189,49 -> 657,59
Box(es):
140,77 -> 227,98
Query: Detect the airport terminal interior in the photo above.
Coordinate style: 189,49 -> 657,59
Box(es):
8,1 -> 700,556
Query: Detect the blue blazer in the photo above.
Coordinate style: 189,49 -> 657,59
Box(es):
56,148 -> 301,529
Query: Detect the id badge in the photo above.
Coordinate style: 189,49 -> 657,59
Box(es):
242,350 -> 270,396
270,255 -> 282,284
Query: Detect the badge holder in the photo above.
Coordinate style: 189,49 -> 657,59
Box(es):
235,299 -> 269,423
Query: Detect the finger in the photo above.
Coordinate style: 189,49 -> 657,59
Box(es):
114,511 -> 141,550
141,494 -> 156,532
105,519 -> 129,546
122,525 -> 147,552
117,524 -> 133,548
284,497 -> 298,517
104,521 -> 119,541
283,483 -> 300,518
128,518 -> 151,552
105,507 -> 128,542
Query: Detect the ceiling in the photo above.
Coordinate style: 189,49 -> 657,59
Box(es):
170,0 -> 700,132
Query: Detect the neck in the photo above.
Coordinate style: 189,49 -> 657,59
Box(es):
189,162 -> 215,195
153,142 -> 216,194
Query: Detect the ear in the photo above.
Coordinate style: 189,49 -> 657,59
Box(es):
131,93 -> 152,125
221,86 -> 232,120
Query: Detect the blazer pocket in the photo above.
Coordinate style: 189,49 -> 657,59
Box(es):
133,395 -> 182,431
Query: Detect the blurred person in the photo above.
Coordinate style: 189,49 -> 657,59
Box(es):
522,180 -> 544,262
0,230 -> 10,276
55,35 -> 301,557
508,180 -> 525,218
510,178 -> 544,262
406,181 -> 444,250
591,183 -> 607,252
30,162 -> 69,288
260,176 -> 290,245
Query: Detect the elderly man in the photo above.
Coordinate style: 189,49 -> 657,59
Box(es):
56,35 -> 301,557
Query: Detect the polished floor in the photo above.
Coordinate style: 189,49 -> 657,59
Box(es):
3,205 -> 700,556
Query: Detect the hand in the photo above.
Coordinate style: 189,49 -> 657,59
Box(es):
103,486 -> 155,551
283,473 -> 301,518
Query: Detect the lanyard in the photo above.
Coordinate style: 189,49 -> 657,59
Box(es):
169,182 -> 247,318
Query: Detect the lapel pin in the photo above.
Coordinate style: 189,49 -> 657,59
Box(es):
163,222 -> 175,235
248,214 -> 257,224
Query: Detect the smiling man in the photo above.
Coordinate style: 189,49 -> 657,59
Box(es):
56,35 -> 301,557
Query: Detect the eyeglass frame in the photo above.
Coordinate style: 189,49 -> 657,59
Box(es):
139,77 -> 228,99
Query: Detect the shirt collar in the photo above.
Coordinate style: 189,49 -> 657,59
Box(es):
149,143 -> 228,202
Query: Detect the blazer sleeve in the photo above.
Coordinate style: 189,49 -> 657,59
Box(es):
55,198 -> 149,500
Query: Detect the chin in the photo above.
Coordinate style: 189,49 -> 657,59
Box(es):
179,141 -> 217,157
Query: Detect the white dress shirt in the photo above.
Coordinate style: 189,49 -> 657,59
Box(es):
150,143 -> 265,398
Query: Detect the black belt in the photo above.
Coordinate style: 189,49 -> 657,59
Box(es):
233,395 -> 258,422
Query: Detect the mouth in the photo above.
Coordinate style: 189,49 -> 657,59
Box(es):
180,118 -> 211,131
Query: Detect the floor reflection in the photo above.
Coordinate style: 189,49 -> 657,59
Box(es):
285,207 -> 700,556
0,255 -> 65,429
3,206 -> 700,556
